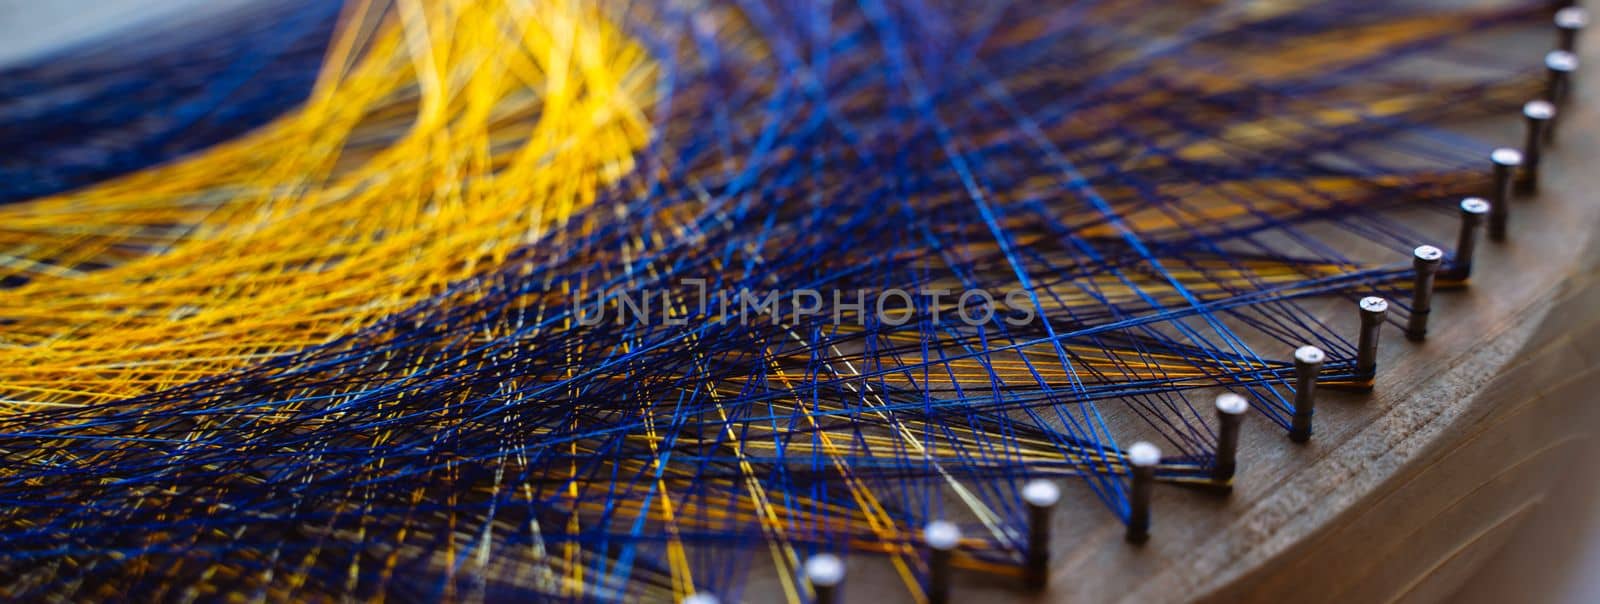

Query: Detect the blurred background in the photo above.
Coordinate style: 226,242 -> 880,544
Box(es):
0,0 -> 257,65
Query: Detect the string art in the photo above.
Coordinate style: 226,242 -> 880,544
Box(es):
0,0 -> 1563,601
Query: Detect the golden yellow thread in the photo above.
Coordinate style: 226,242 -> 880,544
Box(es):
0,0 -> 657,408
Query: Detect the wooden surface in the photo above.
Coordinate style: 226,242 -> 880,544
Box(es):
1029,44 -> 1600,604
752,18 -> 1600,604
812,23 -> 1600,604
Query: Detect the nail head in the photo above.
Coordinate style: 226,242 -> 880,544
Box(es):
1216,392 -> 1249,415
1128,442 -> 1161,467
1022,479 -> 1061,507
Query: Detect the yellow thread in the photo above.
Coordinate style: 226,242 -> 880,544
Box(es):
0,0 -> 656,409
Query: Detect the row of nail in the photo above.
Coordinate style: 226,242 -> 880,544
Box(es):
676,5 -> 1589,604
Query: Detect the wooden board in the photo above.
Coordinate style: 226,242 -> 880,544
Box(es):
4,4 -> 1594,603
1000,37 -> 1600,604
765,12 -> 1600,604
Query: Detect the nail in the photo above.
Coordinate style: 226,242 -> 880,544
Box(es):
1289,345 -> 1325,443
1489,148 -> 1521,241
1557,7 -> 1589,53
805,554 -> 845,604
1213,393 -> 1248,482
1545,50 -> 1578,106
1518,101 -> 1555,195
1356,296 -> 1388,379
1021,479 -> 1059,590
1125,442 -> 1160,544
1406,245 -> 1444,341
924,521 -> 960,604
1451,198 -> 1490,277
